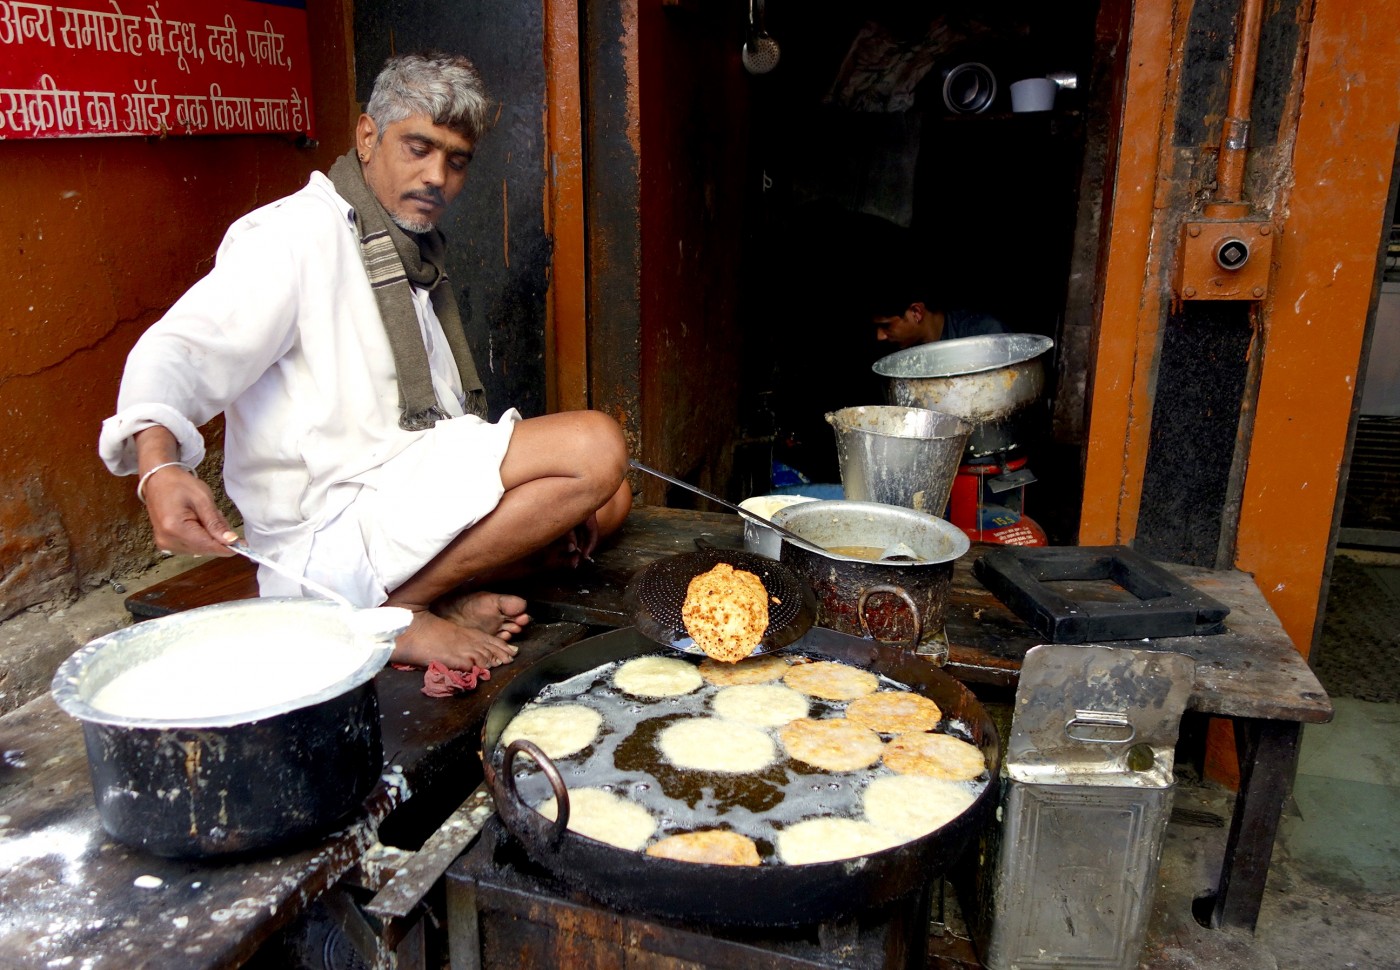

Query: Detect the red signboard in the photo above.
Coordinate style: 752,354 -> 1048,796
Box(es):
0,0 -> 314,139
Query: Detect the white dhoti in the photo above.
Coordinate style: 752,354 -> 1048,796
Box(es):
290,409 -> 521,607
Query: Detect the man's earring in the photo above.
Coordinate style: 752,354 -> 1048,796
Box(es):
358,152 -> 367,161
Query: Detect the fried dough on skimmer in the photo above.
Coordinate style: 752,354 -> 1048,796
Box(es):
681,562 -> 770,662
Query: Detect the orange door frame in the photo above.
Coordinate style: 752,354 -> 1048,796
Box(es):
1079,0 -> 1183,551
1081,0 -> 1400,656
1234,0 -> 1400,654
544,0 -> 589,414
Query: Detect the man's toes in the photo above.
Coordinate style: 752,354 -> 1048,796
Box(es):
497,594 -> 528,618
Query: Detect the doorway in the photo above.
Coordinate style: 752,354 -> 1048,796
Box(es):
730,1 -> 1102,543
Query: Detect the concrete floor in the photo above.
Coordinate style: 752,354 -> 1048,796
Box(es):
1139,695 -> 1400,970
1136,551 -> 1400,970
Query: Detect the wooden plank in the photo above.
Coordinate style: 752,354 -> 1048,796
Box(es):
365,785 -> 495,922
0,622 -> 585,970
124,553 -> 259,619
516,508 -> 1331,724
942,552 -> 1333,724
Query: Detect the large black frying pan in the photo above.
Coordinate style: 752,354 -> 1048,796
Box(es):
479,625 -> 1001,928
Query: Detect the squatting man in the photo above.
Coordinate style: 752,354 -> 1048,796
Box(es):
100,53 -> 631,672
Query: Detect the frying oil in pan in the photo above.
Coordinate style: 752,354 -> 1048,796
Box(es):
498,653 -> 987,863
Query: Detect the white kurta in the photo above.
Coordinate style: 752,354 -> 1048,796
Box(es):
99,172 -> 517,606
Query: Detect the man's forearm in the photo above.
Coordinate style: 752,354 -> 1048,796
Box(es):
134,425 -> 183,473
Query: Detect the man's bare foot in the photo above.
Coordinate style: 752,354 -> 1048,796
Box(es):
391,610 -> 519,670
433,590 -> 531,640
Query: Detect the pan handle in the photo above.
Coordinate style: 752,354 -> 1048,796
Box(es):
858,584 -> 923,656
502,739 -> 570,846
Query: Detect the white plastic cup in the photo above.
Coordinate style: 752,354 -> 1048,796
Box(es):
738,495 -> 817,558
1010,77 -> 1056,113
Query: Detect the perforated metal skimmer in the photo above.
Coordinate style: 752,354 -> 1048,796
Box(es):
624,549 -> 815,657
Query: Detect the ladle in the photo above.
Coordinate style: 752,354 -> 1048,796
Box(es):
226,538 -> 356,610
628,459 -> 918,562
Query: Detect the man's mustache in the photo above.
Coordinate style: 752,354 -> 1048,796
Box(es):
403,188 -> 446,207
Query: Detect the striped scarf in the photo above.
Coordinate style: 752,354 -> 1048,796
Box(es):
328,150 -> 487,429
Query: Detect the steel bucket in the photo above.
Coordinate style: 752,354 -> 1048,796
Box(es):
826,405 -> 971,516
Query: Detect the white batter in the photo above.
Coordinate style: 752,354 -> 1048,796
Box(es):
657,717 -> 777,773
776,817 -> 902,865
538,787 -> 657,851
711,683 -> 809,727
863,775 -> 975,840
613,656 -> 703,698
501,704 -> 604,759
89,625 -> 373,720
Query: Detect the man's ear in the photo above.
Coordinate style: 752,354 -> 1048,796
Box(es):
907,301 -> 927,323
355,114 -> 378,160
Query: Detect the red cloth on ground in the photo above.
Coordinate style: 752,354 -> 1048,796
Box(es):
420,661 -> 491,697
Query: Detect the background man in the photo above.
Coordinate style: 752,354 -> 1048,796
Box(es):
864,254 -> 1008,350
99,53 -> 630,673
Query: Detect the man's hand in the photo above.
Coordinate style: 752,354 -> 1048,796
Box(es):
572,512 -> 600,562
142,468 -> 237,556
133,425 -> 235,557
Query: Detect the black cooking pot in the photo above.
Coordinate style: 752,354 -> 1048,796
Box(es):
772,500 -> 971,652
50,598 -> 406,858
480,625 -> 999,927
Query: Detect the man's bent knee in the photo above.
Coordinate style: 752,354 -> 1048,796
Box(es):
556,410 -> 627,503
582,411 -> 629,488
500,410 -> 628,495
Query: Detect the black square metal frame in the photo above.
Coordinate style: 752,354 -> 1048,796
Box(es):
972,545 -> 1231,643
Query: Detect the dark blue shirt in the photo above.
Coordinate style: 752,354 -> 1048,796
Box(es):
943,308 -> 1007,340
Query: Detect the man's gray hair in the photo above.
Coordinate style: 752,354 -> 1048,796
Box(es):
366,52 -> 492,142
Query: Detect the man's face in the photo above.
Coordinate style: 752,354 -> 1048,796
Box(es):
873,306 -> 927,349
356,113 -> 474,233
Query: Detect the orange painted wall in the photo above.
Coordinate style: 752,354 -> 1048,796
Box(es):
0,1 -> 356,618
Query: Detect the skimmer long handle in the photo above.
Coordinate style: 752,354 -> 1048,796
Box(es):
627,459 -> 823,553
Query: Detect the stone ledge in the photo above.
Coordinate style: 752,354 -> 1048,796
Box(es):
0,554 -> 204,716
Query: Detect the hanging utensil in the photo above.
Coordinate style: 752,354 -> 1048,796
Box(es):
742,0 -> 780,75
